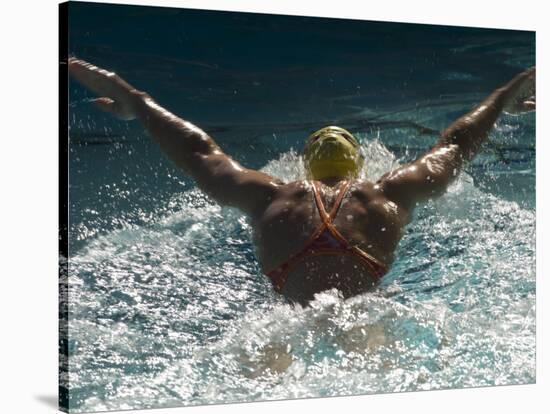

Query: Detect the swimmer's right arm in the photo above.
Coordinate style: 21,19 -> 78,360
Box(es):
377,67 -> 535,210
68,58 -> 282,216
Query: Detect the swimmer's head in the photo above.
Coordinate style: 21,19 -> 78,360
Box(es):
303,126 -> 364,180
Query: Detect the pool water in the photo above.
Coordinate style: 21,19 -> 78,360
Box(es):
62,3 -> 535,412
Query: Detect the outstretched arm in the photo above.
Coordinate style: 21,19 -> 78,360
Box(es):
68,58 -> 282,216
377,67 -> 535,210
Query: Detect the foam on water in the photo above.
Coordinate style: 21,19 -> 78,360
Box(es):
65,139 -> 535,412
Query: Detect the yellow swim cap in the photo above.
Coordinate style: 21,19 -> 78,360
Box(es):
303,126 -> 364,180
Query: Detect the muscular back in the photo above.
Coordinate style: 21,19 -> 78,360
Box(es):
250,179 -> 411,300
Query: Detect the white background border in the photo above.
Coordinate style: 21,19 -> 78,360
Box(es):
0,0 -> 547,412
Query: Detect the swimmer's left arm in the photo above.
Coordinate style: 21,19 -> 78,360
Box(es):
377,67 -> 535,210
68,57 -> 282,216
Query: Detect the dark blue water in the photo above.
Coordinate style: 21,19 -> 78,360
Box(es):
64,2 -> 535,412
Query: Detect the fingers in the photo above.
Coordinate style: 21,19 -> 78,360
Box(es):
92,97 -> 115,112
505,66 -> 536,108
68,58 -> 114,96
68,57 -> 136,100
503,96 -> 536,114
521,100 -> 536,111
517,66 -> 535,80
521,67 -> 536,93
522,68 -> 536,96
91,97 -> 137,121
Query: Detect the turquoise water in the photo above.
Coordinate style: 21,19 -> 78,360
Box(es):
63,3 -> 535,412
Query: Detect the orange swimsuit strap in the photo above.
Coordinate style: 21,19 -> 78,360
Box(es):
266,180 -> 389,293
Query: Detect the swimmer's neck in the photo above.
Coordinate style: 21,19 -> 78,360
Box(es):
315,176 -> 351,187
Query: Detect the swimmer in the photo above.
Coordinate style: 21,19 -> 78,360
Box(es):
68,58 -> 535,306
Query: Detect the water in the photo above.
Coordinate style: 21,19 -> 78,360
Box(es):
63,3 -> 535,412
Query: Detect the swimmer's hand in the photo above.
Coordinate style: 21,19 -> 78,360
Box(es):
68,57 -> 144,121
378,66 -> 536,209
503,66 -> 536,114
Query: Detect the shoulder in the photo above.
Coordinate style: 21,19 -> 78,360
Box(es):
252,179 -> 311,208
271,180 -> 312,199
347,179 -> 384,203
348,179 -> 413,224
370,165 -> 426,210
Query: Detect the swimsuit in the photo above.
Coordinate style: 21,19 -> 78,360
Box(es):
266,180 -> 389,293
